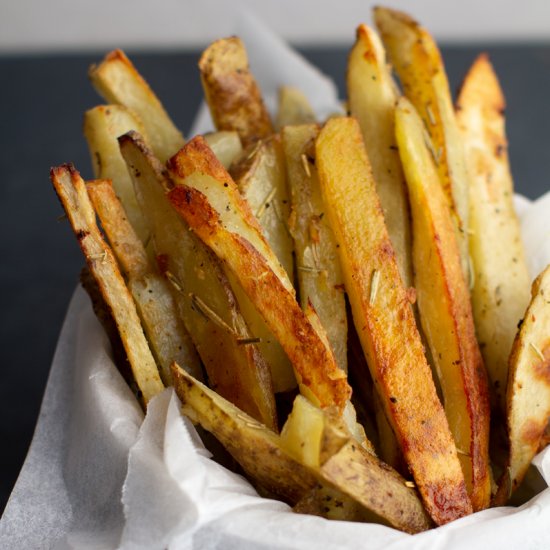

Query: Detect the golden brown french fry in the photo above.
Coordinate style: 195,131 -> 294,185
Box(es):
316,116 -> 471,525
456,54 -> 531,411
173,365 -> 431,534
83,104 -> 150,242
50,164 -> 164,404
86,179 -> 202,385
229,136 -> 296,392
395,98 -> 491,511
199,37 -> 273,147
374,7 -> 470,281
89,49 -> 184,163
505,265 -> 550,493
347,24 -> 413,288
203,131 -> 243,169
166,136 -> 351,413
276,86 -> 316,129
119,132 -> 277,430
281,124 -> 348,373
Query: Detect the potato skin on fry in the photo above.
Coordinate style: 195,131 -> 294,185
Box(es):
199,37 -> 273,147
315,116 -> 472,525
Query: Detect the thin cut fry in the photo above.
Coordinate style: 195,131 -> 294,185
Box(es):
51,164 -> 164,404
89,49 -> 184,162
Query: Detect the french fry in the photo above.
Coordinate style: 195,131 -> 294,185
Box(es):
281,124 -> 348,373
119,132 -> 277,430
166,136 -> 351,413
505,265 -> 550,493
347,24 -> 413,288
89,49 -> 185,163
276,86 -> 316,129
456,54 -> 531,411
315,116 -> 471,525
199,37 -> 273,147
395,98 -> 491,511
173,365 -> 431,534
229,136 -> 296,392
86,179 -> 202,385
374,7 -> 470,281
50,164 -> 164,404
83,104 -> 150,242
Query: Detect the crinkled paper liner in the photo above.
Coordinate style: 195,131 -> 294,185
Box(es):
2,12 -> 550,550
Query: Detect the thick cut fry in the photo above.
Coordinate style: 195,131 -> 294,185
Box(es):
316,116 -> 471,525
347,24 -> 413,288
173,365 -> 431,534
199,37 -> 273,147
89,49 -> 184,163
50,165 -> 164,404
282,124 -> 347,373
506,265 -> 550,492
456,54 -> 531,411
228,136 -> 296,392
166,136 -> 351,413
276,86 -> 316,129
86,179 -> 202,385
203,131 -> 243,169
374,7 -> 470,281
119,132 -> 277,430
83,104 -> 150,242
395,99 -> 491,511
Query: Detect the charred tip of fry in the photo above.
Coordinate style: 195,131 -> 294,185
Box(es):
369,270 -> 381,305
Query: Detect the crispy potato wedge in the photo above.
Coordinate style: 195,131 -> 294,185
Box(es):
89,49 -> 184,163
506,265 -> 550,492
166,136 -> 351,413
203,131 -> 243,169
395,98 -> 491,511
276,86 -> 316,129
282,124 -> 347,373
347,24 -> 413,288
199,37 -> 273,147
119,132 -> 277,429
374,7 -> 470,281
226,137 -> 297,392
51,165 -> 164,404
173,365 -> 431,534
456,54 -> 531,411
83,104 -> 150,242
316,116 -> 471,525
86,179 -> 202,385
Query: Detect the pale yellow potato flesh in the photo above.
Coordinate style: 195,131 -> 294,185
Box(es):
83,104 -> 150,243
199,37 -> 273,147
395,98 -> 491,511
374,6 -> 470,282
119,132 -> 277,430
86,179 -> 202,386
456,54 -> 531,412
506,265 -> 550,493
166,136 -> 351,413
51,165 -> 164,404
203,131 -> 243,169
347,23 -> 413,289
276,86 -> 316,129
316,116 -> 471,525
89,49 -> 185,163
282,124 -> 348,374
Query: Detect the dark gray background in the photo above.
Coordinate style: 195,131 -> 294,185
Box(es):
1,44 -> 550,514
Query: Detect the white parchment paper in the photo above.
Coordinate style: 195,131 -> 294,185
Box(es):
2,14 -> 550,550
